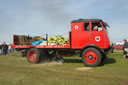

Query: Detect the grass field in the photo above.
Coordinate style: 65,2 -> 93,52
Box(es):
0,50 -> 128,85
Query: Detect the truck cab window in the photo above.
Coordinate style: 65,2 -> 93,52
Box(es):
98,27 -> 103,31
92,22 -> 103,31
84,23 -> 90,31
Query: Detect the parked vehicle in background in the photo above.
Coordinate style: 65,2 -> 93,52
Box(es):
114,43 -> 123,50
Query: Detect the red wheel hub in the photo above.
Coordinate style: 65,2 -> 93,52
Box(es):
28,50 -> 37,62
84,51 -> 97,64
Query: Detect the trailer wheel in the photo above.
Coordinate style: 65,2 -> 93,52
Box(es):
27,48 -> 40,63
82,48 -> 102,67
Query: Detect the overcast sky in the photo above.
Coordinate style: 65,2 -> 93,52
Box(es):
0,0 -> 128,43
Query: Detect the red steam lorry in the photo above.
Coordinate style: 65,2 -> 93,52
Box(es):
13,19 -> 112,67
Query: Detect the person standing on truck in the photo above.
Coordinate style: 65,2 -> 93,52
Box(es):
122,39 -> 128,58
1,42 -> 8,56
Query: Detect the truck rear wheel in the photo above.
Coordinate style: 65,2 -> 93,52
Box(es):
27,48 -> 41,63
82,48 -> 102,67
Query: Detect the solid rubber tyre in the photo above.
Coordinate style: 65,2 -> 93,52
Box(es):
27,48 -> 41,63
82,48 -> 102,67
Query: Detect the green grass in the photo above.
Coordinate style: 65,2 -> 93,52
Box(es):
0,51 -> 128,85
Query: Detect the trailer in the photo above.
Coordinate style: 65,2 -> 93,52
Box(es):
13,19 -> 112,67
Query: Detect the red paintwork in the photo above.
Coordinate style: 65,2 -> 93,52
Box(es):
28,50 -> 37,62
71,21 -> 110,49
114,45 -> 123,50
84,51 -> 97,64
13,20 -> 110,50
91,22 -> 105,48
12,45 -> 70,49
71,22 -> 91,49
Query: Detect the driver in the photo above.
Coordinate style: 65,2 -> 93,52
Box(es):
93,26 -> 98,31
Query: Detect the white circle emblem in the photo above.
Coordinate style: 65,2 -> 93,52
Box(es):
74,25 -> 79,30
95,36 -> 100,42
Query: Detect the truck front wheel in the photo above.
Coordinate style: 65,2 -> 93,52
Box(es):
27,48 -> 40,63
82,48 -> 102,67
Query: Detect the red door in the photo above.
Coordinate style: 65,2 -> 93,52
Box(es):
91,22 -> 105,48
71,22 -> 91,49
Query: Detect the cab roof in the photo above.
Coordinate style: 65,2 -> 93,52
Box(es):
71,19 -> 109,27
71,19 -> 103,23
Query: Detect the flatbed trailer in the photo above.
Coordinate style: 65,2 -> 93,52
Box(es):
13,32 -> 71,49
13,19 -> 112,67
